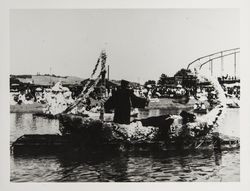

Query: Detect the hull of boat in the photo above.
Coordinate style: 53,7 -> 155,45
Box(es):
11,133 -> 239,155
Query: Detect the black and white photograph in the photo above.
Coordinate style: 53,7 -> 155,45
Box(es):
8,8 -> 241,182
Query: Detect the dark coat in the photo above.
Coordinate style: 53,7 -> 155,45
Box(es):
104,88 -> 148,124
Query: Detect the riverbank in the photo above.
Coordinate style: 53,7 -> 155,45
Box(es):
147,97 -> 197,109
10,98 -> 197,113
10,103 -> 45,113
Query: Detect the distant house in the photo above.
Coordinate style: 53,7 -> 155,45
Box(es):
165,77 -> 175,85
173,69 -> 197,88
162,69 -> 197,88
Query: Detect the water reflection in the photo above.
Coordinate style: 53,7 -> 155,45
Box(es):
11,149 -> 239,182
214,150 -> 222,166
10,113 -> 60,144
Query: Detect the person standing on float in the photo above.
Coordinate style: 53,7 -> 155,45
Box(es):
112,80 -> 132,124
111,80 -> 148,124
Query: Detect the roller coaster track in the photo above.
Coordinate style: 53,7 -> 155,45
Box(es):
186,48 -> 240,76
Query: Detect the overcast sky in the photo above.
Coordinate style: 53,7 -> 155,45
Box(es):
10,9 -> 239,83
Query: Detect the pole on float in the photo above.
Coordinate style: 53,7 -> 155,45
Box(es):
234,52 -> 237,77
99,49 -> 107,121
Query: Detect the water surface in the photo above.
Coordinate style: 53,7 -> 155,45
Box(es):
10,108 -> 240,182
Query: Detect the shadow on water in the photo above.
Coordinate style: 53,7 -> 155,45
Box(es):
11,148 -> 238,182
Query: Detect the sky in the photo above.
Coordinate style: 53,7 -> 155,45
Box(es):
10,9 -> 240,83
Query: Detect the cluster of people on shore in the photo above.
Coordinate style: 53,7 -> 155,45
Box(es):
154,85 -> 187,98
224,85 -> 240,99
10,82 -> 76,115
10,91 -> 34,105
133,84 -> 188,100
10,76 -> 240,118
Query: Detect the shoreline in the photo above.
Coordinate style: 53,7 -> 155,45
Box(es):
10,103 -> 45,113
10,98 -> 197,114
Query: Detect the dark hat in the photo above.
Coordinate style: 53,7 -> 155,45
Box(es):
121,80 -> 129,88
